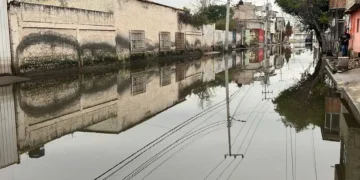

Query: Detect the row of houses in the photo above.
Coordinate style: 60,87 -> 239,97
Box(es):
233,1 -> 286,45
328,0 -> 360,57
0,0 -> 289,75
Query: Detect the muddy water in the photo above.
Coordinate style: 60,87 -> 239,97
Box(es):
0,44 -> 343,180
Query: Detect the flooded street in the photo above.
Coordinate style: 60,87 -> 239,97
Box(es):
0,44 -> 343,180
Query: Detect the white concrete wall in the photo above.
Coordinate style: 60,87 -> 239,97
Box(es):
15,77 -> 118,151
8,2 -> 116,73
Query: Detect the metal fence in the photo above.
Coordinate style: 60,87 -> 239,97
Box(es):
0,0 -> 12,75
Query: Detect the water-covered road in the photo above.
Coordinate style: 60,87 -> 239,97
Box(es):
0,44 -> 345,180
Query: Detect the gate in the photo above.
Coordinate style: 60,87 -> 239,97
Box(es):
0,0 -> 12,75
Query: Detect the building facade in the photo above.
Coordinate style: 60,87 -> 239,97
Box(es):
345,0 -> 360,56
5,0 -> 243,75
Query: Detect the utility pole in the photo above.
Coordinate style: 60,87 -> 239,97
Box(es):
224,0 -> 231,52
262,84 -> 273,101
223,0 -> 243,159
264,0 -> 269,46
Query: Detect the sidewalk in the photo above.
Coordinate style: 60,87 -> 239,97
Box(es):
326,61 -> 360,122
0,76 -> 29,86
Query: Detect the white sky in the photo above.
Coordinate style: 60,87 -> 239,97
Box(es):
153,0 -> 280,11
153,0 -> 296,23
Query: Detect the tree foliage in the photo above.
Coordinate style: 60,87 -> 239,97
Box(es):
178,5 -> 235,30
284,21 -> 293,37
275,0 -> 329,45
273,77 -> 328,132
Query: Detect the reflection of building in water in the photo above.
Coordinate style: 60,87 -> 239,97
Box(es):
1,55 -> 245,170
244,48 -> 264,70
232,70 -> 258,85
274,54 -> 285,69
335,101 -> 360,180
86,59 -> 215,134
0,85 -> 19,169
322,97 -> 341,142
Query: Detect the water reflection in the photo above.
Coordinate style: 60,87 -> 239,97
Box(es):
330,91 -> 360,180
0,44 -> 333,180
0,52 -> 246,169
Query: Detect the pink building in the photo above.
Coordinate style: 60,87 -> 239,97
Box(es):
346,0 -> 360,55
349,10 -> 360,54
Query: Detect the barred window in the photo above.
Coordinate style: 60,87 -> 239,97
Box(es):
175,32 -> 185,50
130,30 -> 146,53
132,72 -> 147,95
159,32 -> 171,52
176,64 -> 186,82
160,67 -> 172,86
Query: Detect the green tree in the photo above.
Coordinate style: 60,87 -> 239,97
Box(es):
205,5 -> 234,23
273,77 -> 328,132
284,21 -> 293,37
275,0 -> 329,47
178,5 -> 235,29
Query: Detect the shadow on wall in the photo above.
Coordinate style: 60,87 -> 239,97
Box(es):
17,76 -> 81,118
16,31 -> 117,73
18,71 -> 119,118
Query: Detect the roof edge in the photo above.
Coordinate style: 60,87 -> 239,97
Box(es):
137,0 -> 184,12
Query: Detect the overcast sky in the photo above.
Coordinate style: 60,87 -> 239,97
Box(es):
153,0 -> 296,22
153,0 -> 281,11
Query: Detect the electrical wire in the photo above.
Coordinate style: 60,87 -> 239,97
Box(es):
290,127 -> 294,180
112,87 -> 250,180
216,159 -> 236,180
286,126 -> 288,180
235,101 -> 270,153
123,123 -> 228,180
95,88 -> 243,179
311,129 -> 318,180
141,127 -> 227,180
231,100 -> 267,147
225,104 -> 271,180
203,158 -> 227,180
294,128 -> 297,180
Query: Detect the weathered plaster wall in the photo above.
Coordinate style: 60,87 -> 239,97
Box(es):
114,0 -> 204,59
22,0 -> 114,12
213,30 -> 240,49
86,57 -> 217,134
8,2 -> 116,73
15,75 -> 118,152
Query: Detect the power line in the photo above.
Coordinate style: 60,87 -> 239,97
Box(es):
311,129 -> 318,180
121,122 -> 228,180
242,104 -> 270,155
231,100 -> 267,146
123,122 -> 229,180
216,159 -> 236,180
235,101 -> 270,153
141,126 -> 227,180
203,158 -> 227,180
95,88 -> 243,179
290,126 -> 294,180
120,86 -> 252,180
286,126 -> 288,180
225,104 -> 271,180
294,128 -> 297,180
